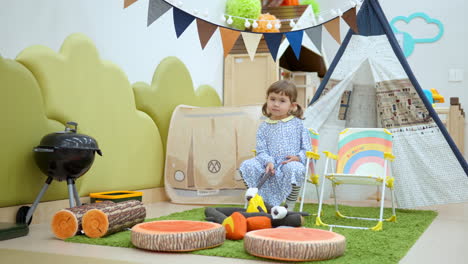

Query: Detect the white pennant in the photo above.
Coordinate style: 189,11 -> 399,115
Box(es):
241,32 -> 263,61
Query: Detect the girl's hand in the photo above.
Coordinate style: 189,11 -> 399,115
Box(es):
265,162 -> 275,174
281,155 -> 300,164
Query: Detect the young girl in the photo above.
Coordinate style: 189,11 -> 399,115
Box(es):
240,80 -> 312,209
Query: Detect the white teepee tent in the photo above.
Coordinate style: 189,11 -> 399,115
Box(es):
304,0 -> 468,208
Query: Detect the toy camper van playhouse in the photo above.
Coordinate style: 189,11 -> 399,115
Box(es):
165,105 -> 264,204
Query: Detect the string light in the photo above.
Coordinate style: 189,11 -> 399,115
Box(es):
244,19 -> 251,28
168,0 -> 364,31
252,20 -> 258,28
289,19 -> 296,28
220,0 -> 363,29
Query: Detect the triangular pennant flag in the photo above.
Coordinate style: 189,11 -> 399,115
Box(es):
285,31 -> 304,60
324,17 -> 341,44
219,28 -> 241,57
241,32 -> 262,61
173,8 -> 196,38
197,19 -> 218,49
304,26 -> 322,53
124,0 -> 138,8
264,33 -> 283,61
342,7 -> 359,34
147,0 -> 172,27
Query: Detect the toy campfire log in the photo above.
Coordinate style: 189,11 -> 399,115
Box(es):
51,201 -> 114,240
82,200 -> 146,238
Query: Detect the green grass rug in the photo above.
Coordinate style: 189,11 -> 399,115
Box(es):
66,204 -> 437,263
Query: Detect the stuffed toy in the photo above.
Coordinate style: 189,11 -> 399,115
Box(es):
205,206 -> 309,240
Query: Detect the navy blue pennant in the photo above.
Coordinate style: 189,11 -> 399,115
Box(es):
264,33 -> 284,61
173,7 -> 195,38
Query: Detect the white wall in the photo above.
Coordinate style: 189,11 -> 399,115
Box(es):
0,0 -> 226,97
1,0 -> 467,155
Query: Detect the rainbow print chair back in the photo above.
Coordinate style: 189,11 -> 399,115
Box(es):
336,128 -> 392,178
315,128 -> 397,231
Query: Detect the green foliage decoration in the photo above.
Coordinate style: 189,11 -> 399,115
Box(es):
225,0 -> 261,30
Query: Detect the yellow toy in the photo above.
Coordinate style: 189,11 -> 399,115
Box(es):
246,193 -> 268,213
430,88 -> 444,104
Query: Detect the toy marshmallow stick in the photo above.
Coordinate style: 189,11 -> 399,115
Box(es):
257,171 -> 274,190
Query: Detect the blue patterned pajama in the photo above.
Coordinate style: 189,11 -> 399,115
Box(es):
239,116 -> 312,206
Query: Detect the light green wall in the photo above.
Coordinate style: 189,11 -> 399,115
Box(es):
0,33 -> 221,207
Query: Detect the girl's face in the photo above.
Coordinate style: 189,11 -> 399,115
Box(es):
266,92 -> 297,120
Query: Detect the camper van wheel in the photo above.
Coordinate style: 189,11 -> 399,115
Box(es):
16,206 -> 32,225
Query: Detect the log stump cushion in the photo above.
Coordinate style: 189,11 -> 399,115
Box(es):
244,228 -> 346,261
51,201 -> 114,239
82,200 -> 146,238
131,220 -> 225,252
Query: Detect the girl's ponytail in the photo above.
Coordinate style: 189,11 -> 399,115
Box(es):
291,104 -> 304,119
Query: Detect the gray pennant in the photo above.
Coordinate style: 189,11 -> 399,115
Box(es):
147,0 -> 172,27
305,26 -> 322,54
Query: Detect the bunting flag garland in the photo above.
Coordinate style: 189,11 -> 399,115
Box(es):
241,32 -> 263,61
173,8 -> 196,38
124,0 -> 138,9
324,17 -> 341,44
147,0 -> 172,27
264,33 -> 284,62
342,7 -> 359,33
285,30 -> 304,60
138,0 -> 360,60
197,19 -> 218,49
304,26 -> 323,53
219,28 -> 241,57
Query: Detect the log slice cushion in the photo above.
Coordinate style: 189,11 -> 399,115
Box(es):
244,228 -> 346,261
131,220 -> 225,252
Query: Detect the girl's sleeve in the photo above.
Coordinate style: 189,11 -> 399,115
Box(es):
255,123 -> 274,167
297,124 -> 312,165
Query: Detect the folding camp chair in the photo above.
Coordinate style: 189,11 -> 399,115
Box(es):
298,128 -> 320,212
315,128 -> 396,231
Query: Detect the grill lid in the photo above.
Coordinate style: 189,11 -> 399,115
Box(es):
36,122 -> 102,155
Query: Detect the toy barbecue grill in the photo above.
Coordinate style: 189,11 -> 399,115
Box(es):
16,122 -> 102,225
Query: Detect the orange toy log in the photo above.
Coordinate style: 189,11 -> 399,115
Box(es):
82,200 -> 146,238
51,201 -> 114,240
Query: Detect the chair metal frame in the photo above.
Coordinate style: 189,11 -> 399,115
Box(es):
315,128 -> 397,231
299,128 -> 320,212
